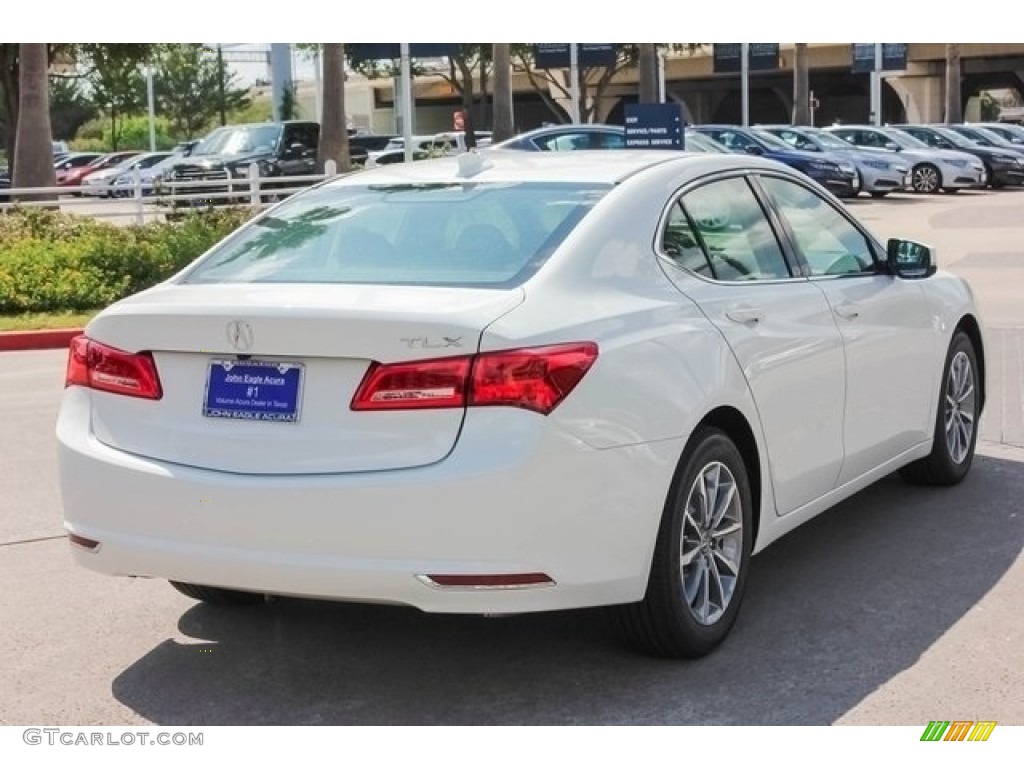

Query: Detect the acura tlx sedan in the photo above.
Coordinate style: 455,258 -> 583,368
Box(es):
58,149 -> 985,658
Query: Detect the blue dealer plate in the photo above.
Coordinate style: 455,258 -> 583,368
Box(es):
203,360 -> 304,422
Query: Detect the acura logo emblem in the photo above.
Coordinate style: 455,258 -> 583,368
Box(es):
226,320 -> 254,351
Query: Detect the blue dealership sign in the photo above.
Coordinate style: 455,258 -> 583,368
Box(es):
533,44 -> 618,69
713,44 -> 779,73
347,43 -> 461,61
624,103 -> 684,150
852,43 -> 908,73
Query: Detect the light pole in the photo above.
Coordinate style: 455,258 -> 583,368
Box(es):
146,65 -> 157,152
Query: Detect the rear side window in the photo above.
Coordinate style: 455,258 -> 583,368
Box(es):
182,182 -> 610,287
676,177 -> 792,281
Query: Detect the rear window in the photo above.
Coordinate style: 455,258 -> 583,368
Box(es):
182,181 -> 610,287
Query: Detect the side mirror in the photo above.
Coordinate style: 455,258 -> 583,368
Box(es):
745,145 -> 765,156
884,142 -> 900,151
887,238 -> 936,279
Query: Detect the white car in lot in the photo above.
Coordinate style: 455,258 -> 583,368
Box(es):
58,150 -> 985,658
824,125 -> 985,193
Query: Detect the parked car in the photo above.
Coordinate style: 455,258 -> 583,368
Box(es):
53,140 -> 70,156
81,152 -> 174,198
493,124 -> 627,151
53,152 -> 104,185
939,124 -> 1024,159
160,121 -> 320,209
365,135 -> 436,168
171,140 -> 199,157
58,150 -> 984,658
113,154 -> 182,198
431,130 -> 492,154
970,122 -> 1024,146
823,125 -> 985,193
891,124 -> 1024,188
493,124 -> 729,154
760,125 -> 909,197
693,125 -> 859,197
58,151 -> 141,189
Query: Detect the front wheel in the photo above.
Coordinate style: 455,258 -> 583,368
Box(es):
911,163 -> 942,194
900,331 -> 980,486
614,428 -> 752,658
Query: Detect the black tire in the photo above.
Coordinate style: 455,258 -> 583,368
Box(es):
869,191 -> 889,199
170,581 -> 264,606
900,331 -> 980,486
911,163 -> 942,194
614,427 -> 753,658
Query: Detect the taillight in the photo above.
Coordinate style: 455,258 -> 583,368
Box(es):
351,356 -> 471,410
470,343 -> 598,414
351,342 -> 598,415
65,336 -> 163,400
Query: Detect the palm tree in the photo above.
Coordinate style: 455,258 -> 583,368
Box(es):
944,44 -> 962,123
492,44 -> 513,142
638,44 -> 658,104
316,43 -> 350,174
792,43 -> 810,124
12,43 -> 56,198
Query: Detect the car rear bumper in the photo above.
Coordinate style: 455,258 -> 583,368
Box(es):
57,388 -> 679,614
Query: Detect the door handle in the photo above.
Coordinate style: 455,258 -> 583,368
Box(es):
833,303 -> 860,320
725,306 -> 765,324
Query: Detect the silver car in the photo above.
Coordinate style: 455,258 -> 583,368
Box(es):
824,125 -> 985,194
761,125 -> 909,197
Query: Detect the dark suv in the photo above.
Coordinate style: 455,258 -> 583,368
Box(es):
161,121 -> 320,208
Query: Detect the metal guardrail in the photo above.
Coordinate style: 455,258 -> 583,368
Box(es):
0,160 -> 339,225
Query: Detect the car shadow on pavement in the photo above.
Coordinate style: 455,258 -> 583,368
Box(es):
111,453 -> 1023,725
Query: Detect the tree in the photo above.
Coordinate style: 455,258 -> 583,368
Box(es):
792,43 -> 810,125
155,44 -> 250,139
49,75 -> 98,140
83,45 -> 148,151
944,44 -> 962,123
279,83 -> 299,120
492,44 -> 513,141
12,43 -> 56,196
638,44 -> 658,104
317,43 -> 350,174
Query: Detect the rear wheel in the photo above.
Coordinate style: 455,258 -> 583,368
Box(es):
900,331 -> 980,486
911,163 -> 941,194
614,428 -> 752,658
170,581 -> 265,606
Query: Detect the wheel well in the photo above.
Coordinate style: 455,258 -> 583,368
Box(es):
955,315 -> 986,412
696,406 -> 762,547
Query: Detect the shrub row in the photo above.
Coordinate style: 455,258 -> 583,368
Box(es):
0,208 -> 252,313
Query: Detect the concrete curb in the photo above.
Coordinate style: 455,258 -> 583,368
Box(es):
0,328 -> 82,352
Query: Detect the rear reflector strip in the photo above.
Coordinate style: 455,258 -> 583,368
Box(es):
68,533 -> 101,551
418,573 -> 556,590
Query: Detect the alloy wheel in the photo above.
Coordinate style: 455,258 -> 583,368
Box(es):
944,350 -> 976,465
680,461 -> 744,626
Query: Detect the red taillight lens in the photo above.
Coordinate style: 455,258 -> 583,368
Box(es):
470,342 -> 598,414
65,335 -> 163,400
351,356 -> 472,410
351,342 -> 598,415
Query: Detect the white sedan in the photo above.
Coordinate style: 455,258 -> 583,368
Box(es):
58,149 -> 985,658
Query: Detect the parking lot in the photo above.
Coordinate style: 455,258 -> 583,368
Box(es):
1,189 -> 1022,726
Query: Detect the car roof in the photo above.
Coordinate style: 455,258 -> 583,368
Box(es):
328,149 -> 769,187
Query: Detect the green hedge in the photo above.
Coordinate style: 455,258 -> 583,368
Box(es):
0,208 -> 252,313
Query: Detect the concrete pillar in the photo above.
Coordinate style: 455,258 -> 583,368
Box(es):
270,44 -> 294,122
886,75 -> 944,124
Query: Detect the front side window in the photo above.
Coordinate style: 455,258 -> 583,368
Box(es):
182,182 -> 611,287
759,176 -> 876,277
677,177 -> 792,281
